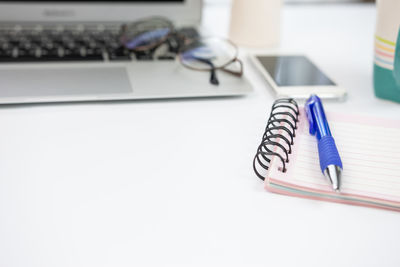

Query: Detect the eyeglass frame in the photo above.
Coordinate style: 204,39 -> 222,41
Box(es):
120,23 -> 244,85
177,37 -> 243,78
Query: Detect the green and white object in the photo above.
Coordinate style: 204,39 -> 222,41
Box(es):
374,0 -> 400,103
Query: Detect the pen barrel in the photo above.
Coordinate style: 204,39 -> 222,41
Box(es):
317,136 -> 343,172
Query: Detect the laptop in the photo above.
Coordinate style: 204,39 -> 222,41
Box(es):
0,0 -> 252,105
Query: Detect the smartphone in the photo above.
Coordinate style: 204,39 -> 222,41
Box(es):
250,54 -> 347,99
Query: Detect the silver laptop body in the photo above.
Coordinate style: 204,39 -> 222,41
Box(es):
0,0 -> 252,104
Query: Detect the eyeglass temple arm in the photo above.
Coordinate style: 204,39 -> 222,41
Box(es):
220,58 -> 243,77
193,57 -> 220,85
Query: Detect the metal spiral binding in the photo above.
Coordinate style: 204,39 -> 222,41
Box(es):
253,98 -> 300,180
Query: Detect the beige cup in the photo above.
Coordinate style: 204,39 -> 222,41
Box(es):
229,0 -> 282,47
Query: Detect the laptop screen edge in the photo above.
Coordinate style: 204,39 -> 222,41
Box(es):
0,0 -> 202,26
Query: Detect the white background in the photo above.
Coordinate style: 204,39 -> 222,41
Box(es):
1,2 -> 400,267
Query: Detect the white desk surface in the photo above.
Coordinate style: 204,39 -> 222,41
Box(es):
1,3 -> 400,267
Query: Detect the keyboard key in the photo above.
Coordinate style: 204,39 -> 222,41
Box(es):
135,53 -> 154,60
108,47 -> 131,61
0,24 -> 200,63
157,55 -> 175,60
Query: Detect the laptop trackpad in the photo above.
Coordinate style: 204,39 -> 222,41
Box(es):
0,67 -> 132,98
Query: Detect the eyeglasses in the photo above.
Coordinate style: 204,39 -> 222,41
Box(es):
119,17 -> 243,85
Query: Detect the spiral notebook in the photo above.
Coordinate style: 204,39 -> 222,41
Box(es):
254,99 -> 400,212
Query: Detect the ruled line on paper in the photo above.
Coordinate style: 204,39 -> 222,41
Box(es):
271,115 -> 400,204
297,148 -> 400,166
292,170 -> 400,195
301,136 -> 400,156
295,159 -> 400,178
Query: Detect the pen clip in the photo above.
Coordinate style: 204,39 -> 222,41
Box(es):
305,96 -> 317,136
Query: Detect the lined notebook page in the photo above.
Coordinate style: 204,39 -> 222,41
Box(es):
268,110 -> 400,203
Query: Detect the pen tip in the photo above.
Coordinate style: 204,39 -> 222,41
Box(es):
324,165 -> 342,194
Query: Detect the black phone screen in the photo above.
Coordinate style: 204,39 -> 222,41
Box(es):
256,55 -> 335,87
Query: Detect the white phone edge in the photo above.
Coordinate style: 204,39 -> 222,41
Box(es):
249,53 -> 347,101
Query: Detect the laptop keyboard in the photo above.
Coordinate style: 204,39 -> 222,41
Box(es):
0,25 -> 199,63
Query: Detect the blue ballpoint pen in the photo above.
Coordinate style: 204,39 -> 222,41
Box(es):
305,95 -> 343,192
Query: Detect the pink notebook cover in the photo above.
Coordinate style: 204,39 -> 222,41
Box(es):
264,109 -> 400,212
